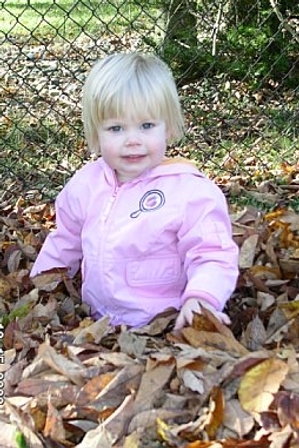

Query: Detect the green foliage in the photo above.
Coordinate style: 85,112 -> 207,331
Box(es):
1,303 -> 34,327
213,25 -> 294,83
161,45 -> 213,83
229,194 -> 275,212
161,24 -> 296,87
15,431 -> 28,448
289,197 -> 299,213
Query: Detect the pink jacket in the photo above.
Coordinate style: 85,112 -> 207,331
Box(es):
31,157 -> 239,327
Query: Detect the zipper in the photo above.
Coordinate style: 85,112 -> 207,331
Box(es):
100,174 -> 140,224
100,186 -> 120,224
97,185 -> 121,302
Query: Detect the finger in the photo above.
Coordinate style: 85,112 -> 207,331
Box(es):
174,307 -> 196,330
218,312 -> 231,325
174,311 -> 187,330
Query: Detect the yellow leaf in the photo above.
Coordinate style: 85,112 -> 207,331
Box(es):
156,417 -> 170,441
238,357 -> 289,414
278,300 -> 299,320
0,277 -> 12,299
156,418 -> 181,446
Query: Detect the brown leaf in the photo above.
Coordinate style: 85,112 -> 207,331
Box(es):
239,234 -> 259,269
118,331 -> 147,356
31,269 -> 67,291
76,372 -> 116,406
29,404 -> 47,432
94,363 -> 144,402
205,387 -> 225,438
276,391 -> 299,428
182,328 -> 248,357
223,399 -> 255,438
37,342 -> 86,386
0,276 -> 12,298
43,401 -> 66,442
76,394 -> 135,448
4,400 -> 44,448
128,408 -> 191,433
72,316 -> 110,345
4,320 -> 21,350
133,359 -> 175,413
241,315 -> 267,351
135,307 -> 178,335
181,368 -> 204,394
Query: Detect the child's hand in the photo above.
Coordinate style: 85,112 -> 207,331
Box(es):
174,297 -> 231,330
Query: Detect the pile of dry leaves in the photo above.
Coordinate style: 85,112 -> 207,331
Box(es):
1,185 -> 299,447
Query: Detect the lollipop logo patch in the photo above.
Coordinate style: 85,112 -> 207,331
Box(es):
130,190 -> 165,218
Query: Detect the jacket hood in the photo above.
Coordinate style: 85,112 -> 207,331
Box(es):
151,156 -> 201,177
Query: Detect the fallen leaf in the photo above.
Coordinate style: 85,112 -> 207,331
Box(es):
239,234 -> 259,269
72,316 -> 110,345
238,357 -> 289,414
37,342 -> 86,386
133,360 -> 175,413
205,387 -> 224,438
182,328 -> 248,357
223,399 -> 255,438
43,401 -> 66,442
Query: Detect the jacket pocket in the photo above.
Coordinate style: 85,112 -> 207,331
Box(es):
126,256 -> 181,286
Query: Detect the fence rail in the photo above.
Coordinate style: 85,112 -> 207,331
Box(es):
1,0 -> 299,203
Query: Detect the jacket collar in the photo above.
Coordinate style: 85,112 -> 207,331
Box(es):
98,156 -> 201,187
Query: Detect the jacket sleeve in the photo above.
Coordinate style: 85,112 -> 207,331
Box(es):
177,176 -> 239,311
30,181 -> 84,278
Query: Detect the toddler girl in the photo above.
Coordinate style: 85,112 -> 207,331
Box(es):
31,52 -> 239,329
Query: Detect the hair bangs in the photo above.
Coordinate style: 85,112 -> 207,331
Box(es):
98,70 -> 166,123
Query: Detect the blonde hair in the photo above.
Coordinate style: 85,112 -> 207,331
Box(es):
82,52 -> 185,154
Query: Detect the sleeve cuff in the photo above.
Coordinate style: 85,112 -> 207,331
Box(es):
181,291 -> 221,311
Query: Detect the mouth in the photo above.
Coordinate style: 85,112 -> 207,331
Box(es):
122,155 -> 147,163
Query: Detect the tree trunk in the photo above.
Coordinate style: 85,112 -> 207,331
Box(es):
161,0 -> 198,83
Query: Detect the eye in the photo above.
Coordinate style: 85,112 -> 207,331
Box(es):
141,122 -> 155,130
107,125 -> 122,132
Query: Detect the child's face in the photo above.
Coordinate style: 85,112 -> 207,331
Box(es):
98,117 -> 168,183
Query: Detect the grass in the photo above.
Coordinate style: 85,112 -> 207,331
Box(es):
0,0 -> 160,40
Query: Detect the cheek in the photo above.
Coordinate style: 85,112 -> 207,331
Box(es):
99,141 -> 114,163
99,136 -> 116,155
152,137 -> 167,156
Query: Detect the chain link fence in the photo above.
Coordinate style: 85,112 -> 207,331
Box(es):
1,0 -> 299,204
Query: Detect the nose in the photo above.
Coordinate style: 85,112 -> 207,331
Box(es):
125,129 -> 141,146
